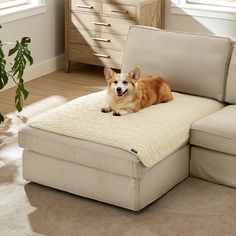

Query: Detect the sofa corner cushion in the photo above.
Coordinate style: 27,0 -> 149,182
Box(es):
225,42 -> 236,104
122,25 -> 232,101
190,105 -> 236,155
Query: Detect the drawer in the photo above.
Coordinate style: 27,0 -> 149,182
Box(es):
69,29 -> 127,50
69,44 -> 123,67
103,3 -> 136,19
71,0 -> 102,14
71,12 -> 135,35
102,0 -> 137,5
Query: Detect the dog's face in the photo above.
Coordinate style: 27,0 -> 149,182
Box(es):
104,67 -> 140,98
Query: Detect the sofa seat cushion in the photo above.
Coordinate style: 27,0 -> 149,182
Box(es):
21,91 -> 223,169
191,105 -> 236,155
19,125 -> 145,178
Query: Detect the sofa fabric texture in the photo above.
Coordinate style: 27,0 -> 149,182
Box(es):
226,43 -> 236,104
191,105 -> 236,156
122,26 -> 232,101
27,91 -> 223,167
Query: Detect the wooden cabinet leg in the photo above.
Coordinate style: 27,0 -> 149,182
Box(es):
65,60 -> 71,73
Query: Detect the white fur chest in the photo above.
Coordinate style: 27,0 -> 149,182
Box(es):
107,94 -> 135,111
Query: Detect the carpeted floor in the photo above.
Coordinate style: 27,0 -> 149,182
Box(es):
0,157 -> 236,236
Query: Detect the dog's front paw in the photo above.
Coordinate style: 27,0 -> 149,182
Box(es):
113,111 -> 121,116
113,110 -> 129,116
101,107 -> 112,113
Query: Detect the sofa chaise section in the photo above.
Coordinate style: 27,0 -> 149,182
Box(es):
19,90 -> 222,211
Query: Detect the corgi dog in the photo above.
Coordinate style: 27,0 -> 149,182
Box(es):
101,67 -> 173,116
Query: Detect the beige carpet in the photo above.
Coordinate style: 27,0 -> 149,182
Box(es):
0,157 -> 236,236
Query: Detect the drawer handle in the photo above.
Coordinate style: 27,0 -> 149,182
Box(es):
75,4 -> 93,9
92,37 -> 111,42
93,22 -> 111,27
110,9 -> 128,13
93,53 -> 110,58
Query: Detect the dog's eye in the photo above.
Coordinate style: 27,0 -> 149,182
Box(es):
123,81 -> 128,84
114,81 -> 118,84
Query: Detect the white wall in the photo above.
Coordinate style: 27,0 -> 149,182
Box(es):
165,0 -> 236,39
1,0 -> 65,90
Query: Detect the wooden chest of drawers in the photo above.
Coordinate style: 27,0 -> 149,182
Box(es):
65,0 -> 164,72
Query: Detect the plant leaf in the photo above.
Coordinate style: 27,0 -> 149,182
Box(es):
18,82 -> 29,99
9,38 -> 33,79
15,83 -> 29,112
8,47 -> 18,57
15,86 -> 23,112
23,50 -> 33,65
1,35 -> 32,116
21,37 -> 31,46
0,41 -> 8,89
0,113 -> 4,123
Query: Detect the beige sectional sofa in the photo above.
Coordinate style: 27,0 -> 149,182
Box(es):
18,26 -> 236,211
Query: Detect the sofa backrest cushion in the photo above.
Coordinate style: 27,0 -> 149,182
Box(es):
122,26 -> 232,101
225,43 -> 236,104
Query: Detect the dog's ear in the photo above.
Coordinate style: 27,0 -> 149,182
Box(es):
104,67 -> 115,81
129,67 -> 140,83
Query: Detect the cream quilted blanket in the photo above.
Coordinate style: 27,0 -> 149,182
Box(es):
29,91 -> 223,167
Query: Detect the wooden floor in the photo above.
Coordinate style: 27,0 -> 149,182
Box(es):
1,64 -> 107,114
0,64 -> 107,167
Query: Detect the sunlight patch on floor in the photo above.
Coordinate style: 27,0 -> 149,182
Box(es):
0,96 -> 67,168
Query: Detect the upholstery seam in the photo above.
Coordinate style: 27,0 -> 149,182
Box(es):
135,177 -> 140,211
223,41 -> 234,102
191,145 -> 236,157
191,129 -> 236,141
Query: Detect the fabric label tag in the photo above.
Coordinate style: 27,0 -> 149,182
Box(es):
131,148 -> 138,154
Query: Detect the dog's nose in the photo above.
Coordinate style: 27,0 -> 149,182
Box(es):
116,87 -> 122,92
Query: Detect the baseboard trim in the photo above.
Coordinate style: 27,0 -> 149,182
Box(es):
1,54 -> 64,91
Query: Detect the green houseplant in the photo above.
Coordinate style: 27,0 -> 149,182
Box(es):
0,25 -> 33,124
